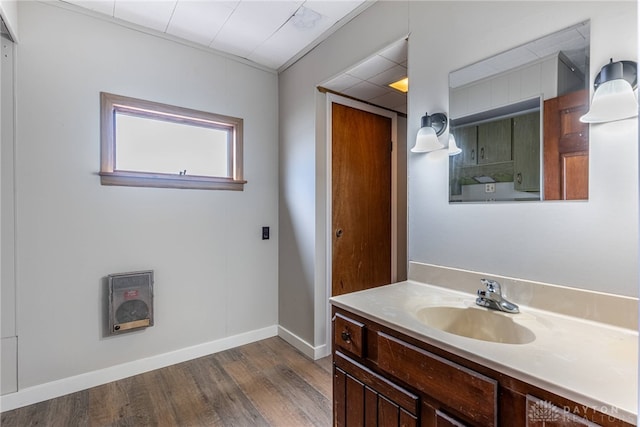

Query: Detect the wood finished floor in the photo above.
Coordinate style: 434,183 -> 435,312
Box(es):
1,337 -> 333,427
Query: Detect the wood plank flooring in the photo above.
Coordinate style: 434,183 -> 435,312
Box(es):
1,337 -> 333,427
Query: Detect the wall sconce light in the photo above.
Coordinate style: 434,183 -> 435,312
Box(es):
580,59 -> 638,123
411,112 -> 447,153
447,133 -> 461,156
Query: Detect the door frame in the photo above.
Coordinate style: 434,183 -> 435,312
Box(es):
324,93 -> 398,351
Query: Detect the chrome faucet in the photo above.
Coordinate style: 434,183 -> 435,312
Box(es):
476,279 -> 519,313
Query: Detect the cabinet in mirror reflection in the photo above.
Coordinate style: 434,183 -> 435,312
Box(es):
448,21 -> 590,203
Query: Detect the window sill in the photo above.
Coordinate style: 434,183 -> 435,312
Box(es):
100,171 -> 246,191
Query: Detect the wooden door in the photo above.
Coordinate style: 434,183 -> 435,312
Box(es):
543,89 -> 589,200
332,103 -> 392,296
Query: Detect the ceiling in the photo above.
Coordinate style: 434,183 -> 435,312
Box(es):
58,3 -> 585,116
60,0 -> 369,71
321,38 -> 408,113
450,21 -> 590,88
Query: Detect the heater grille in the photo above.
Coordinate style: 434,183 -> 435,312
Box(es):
108,270 -> 154,335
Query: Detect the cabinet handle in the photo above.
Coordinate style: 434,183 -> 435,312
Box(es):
341,331 -> 351,343
517,173 -> 522,184
480,147 -> 485,159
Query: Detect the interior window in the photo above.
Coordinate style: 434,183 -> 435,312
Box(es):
100,92 -> 245,190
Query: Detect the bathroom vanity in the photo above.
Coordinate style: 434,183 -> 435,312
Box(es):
330,281 -> 637,426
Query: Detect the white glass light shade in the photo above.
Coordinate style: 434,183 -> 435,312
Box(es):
447,134 -> 461,156
411,126 -> 445,153
580,79 -> 638,123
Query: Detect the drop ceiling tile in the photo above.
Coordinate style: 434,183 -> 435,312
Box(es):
347,55 -> 396,81
369,90 -> 406,111
166,1 -> 237,46
65,0 -> 370,70
529,32 -> 588,59
114,0 -> 177,32
378,40 -> 407,65
323,73 -> 363,92
210,1 -> 301,55
304,0 -> 363,20
249,15 -> 333,70
63,0 -> 115,16
343,80 -> 389,101
449,62 -> 497,88
368,64 -> 407,87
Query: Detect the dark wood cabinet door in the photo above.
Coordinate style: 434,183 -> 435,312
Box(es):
333,352 -> 419,427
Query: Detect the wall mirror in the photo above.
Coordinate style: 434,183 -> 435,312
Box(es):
449,21 -> 590,203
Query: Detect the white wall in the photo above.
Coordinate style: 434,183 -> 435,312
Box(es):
9,1 -> 278,392
278,0 -> 639,355
408,1 -> 638,298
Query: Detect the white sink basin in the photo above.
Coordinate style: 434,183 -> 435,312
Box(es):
415,306 -> 535,344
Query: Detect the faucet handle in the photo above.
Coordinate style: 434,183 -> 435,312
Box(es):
481,278 -> 502,294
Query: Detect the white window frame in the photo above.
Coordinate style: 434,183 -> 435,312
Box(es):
100,92 -> 246,191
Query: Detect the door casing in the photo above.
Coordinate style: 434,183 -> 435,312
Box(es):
323,93 -> 398,353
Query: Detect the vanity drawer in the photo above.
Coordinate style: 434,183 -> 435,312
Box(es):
333,312 -> 365,358
377,332 -> 498,426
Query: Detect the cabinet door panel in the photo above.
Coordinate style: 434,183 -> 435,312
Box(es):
454,126 -> 478,166
379,395 -> 401,426
334,351 -> 419,416
335,366 -> 347,427
400,409 -> 418,427
334,352 -> 420,427
364,387 -> 378,427
346,375 -> 365,427
513,112 -> 541,192
478,118 -> 512,164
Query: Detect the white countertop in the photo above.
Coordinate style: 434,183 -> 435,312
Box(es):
330,280 -> 638,424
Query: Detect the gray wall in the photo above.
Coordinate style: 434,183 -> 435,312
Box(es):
278,1 -> 638,353
279,1 -> 410,350
6,1 -> 279,390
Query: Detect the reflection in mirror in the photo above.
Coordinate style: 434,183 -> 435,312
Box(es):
449,21 -> 590,203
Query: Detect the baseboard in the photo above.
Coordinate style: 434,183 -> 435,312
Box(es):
277,325 -> 329,360
0,325 -> 278,412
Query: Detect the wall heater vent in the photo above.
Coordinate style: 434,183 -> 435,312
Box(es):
108,270 -> 154,335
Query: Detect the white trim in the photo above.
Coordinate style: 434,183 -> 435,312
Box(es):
324,93 -> 399,353
0,325 -> 277,412
278,325 -> 329,360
